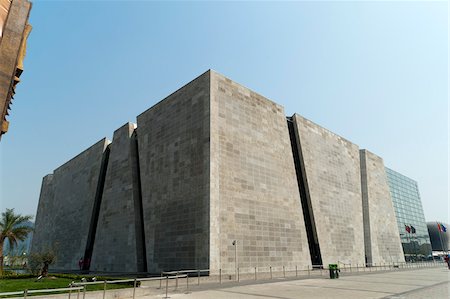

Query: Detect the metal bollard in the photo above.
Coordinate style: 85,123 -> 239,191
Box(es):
103,280 -> 107,299
160,272 -> 163,289
219,268 -> 222,284
255,267 -> 257,280
295,265 -> 298,277
165,277 -> 169,299
270,266 -> 272,279
198,270 -> 200,285
308,265 -> 310,276
133,278 -> 137,299
24,289 -> 28,299
186,275 -> 189,292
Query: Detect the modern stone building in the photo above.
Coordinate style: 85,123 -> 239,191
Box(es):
0,0 -> 32,140
360,151 -> 405,264
32,70 -> 406,273
90,123 -> 146,273
288,114 -> 365,267
32,139 -> 110,270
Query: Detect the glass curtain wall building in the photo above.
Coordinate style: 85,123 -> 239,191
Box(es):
385,167 -> 432,261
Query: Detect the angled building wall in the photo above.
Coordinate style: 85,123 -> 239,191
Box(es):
31,174 -> 55,254
31,138 -> 110,270
360,149 -> 405,264
210,72 -> 311,274
32,70 -> 413,274
291,114 -> 365,267
91,123 -> 147,273
136,71 -> 211,273
136,70 -> 311,273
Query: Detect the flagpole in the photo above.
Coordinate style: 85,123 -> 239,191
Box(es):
411,224 -> 417,261
437,221 -> 445,257
405,224 -> 410,262
441,223 -> 448,255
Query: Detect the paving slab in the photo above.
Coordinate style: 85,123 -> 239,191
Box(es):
151,267 -> 450,299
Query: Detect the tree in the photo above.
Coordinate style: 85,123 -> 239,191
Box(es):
0,208 -> 33,276
28,249 -> 56,276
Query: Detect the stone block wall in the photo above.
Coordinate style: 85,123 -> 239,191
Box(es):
31,70 -> 409,274
210,72 -> 312,274
91,123 -> 146,272
292,114 -> 365,267
31,138 -> 110,270
136,71 -> 211,273
360,149 -> 405,264
31,174 -> 55,254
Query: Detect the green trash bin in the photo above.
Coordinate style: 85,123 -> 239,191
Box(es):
328,264 -> 340,279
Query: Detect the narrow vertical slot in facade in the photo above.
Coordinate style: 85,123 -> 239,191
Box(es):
131,130 -> 148,272
83,145 -> 111,270
286,116 -> 323,266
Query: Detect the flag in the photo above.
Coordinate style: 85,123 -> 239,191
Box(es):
405,225 -> 411,233
438,223 -> 442,232
410,226 -> 416,234
442,224 -> 447,232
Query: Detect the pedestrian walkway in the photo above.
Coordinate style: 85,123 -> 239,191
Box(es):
158,267 -> 449,299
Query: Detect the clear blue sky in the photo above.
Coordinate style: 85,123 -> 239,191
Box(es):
0,1 -> 448,224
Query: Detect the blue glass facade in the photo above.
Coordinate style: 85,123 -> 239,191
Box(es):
385,168 -> 432,261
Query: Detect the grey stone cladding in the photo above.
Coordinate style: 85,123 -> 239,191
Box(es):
32,70 -> 407,274
31,174 -> 55,255
136,72 -> 211,273
91,123 -> 146,272
31,138 -> 110,270
360,149 -> 405,264
210,72 -> 312,274
291,114 -> 365,267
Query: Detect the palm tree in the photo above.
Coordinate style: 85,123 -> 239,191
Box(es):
0,208 -> 33,276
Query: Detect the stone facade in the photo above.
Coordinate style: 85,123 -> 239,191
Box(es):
31,174 -> 55,253
31,138 -> 110,270
136,72 -> 211,273
32,70 -> 407,273
210,72 -> 311,274
91,123 -> 146,272
291,114 -> 365,267
360,150 -> 405,264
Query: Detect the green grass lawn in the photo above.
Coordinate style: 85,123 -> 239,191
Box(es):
0,276 -> 131,297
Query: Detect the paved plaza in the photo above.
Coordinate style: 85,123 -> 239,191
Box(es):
153,267 -> 449,299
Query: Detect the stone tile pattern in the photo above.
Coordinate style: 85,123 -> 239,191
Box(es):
31,139 -> 110,270
210,72 -> 312,274
360,150 -> 405,264
137,72 -> 211,273
31,174 -> 55,254
91,123 -> 145,272
292,114 -> 365,266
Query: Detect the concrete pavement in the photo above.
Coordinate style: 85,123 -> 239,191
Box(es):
156,267 -> 449,299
